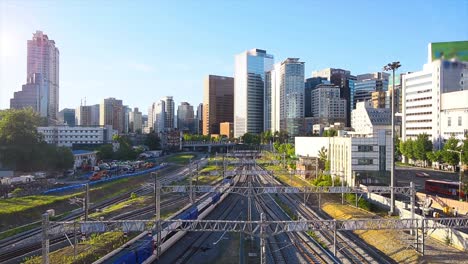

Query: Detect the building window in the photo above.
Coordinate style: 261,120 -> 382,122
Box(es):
459,116 -> 462,126
358,158 -> 373,165
448,117 -> 451,127
357,145 -> 373,152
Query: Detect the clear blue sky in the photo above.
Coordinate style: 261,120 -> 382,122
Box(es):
1,0 -> 467,113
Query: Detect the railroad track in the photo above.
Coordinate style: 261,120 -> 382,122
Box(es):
253,175 -> 333,264
0,193 -> 188,263
258,164 -> 395,264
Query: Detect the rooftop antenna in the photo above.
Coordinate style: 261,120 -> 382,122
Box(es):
80,98 -> 83,106
84,97 -> 87,106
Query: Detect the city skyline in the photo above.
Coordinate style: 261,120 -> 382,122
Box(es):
1,1 -> 467,111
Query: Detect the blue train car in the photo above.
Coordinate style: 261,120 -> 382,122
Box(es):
212,193 -> 221,204
111,235 -> 153,264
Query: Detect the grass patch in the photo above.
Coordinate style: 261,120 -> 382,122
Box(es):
273,195 -> 297,220
166,154 -> 195,165
0,193 -> 83,216
263,164 -> 312,187
0,222 -> 40,240
23,232 -> 127,264
306,231 -> 327,248
89,197 -> 147,219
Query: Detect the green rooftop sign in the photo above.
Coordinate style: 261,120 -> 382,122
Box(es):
430,41 -> 468,62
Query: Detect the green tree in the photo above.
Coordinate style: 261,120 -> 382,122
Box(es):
400,138 -> 415,162
318,147 -> 327,163
462,136 -> 468,165
413,133 -> 432,166
427,150 -> 443,164
442,136 -> 460,170
145,132 -> 161,150
54,146 -> 74,170
97,144 -> 114,160
323,129 -> 337,137
0,108 -> 43,171
242,133 -> 260,145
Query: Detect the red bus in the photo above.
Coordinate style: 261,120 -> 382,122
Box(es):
425,179 -> 465,198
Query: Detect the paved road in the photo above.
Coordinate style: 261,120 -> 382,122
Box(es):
395,166 -> 458,191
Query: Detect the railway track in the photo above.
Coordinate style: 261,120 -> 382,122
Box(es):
253,174 -> 334,264
258,164 -> 395,264
0,195 -> 189,264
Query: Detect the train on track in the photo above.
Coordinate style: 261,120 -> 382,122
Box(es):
99,178 -> 234,264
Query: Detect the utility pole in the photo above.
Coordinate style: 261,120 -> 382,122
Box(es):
260,212 -> 266,264
42,213 -> 50,264
153,172 -> 158,216
384,61 -> 401,216
155,180 -> 161,258
410,181 -> 415,236
85,183 -> 89,222
189,161 -> 194,204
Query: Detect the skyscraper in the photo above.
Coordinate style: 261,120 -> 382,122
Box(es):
312,68 -> 355,126
154,100 -> 166,133
311,84 -> 347,126
203,75 -> 234,135
58,108 -> 75,126
304,77 -> 327,117
100,98 -> 124,133
196,103 -> 203,134
354,72 -> 389,108
76,104 -> 100,126
177,102 -> 195,133
163,96 -> 175,130
234,49 -> 274,137
128,107 -> 143,133
10,73 -> 42,113
265,58 -> 305,136
27,30 -> 60,120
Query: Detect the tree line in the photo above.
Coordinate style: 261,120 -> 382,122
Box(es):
0,108 -> 74,172
399,133 -> 468,169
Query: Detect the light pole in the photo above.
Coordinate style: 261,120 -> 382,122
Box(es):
384,61 -> 401,215
447,149 -> 463,201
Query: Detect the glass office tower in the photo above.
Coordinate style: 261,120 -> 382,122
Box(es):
234,49 -> 274,138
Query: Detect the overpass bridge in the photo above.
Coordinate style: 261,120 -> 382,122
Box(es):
181,141 -> 238,152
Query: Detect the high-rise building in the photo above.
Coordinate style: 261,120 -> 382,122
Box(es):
163,96 -> 175,129
10,73 -> 42,113
26,30 -> 60,120
402,59 -> 468,149
203,75 -> 234,135
196,103 -> 203,134
312,68 -> 355,126
58,108 -> 75,126
266,58 -> 305,136
234,49 -> 274,137
100,98 -> 124,133
354,72 -> 389,109
177,102 -> 195,133
304,77 -> 327,117
310,84 -> 346,126
154,100 -> 166,133
128,107 -> 142,133
75,104 -> 100,126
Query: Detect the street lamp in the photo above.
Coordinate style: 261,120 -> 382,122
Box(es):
447,149 -> 464,201
383,61 -> 401,215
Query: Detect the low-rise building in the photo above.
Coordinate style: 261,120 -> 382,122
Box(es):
72,150 -> 97,169
38,125 -> 117,147
295,156 -> 321,180
220,122 -> 234,138
159,129 -> 182,151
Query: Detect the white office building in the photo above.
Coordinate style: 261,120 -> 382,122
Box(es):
38,125 -> 117,147
402,59 -> 467,149
310,84 -> 346,126
234,49 -> 274,137
351,101 -> 391,135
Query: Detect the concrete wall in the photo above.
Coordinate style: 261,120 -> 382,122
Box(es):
365,192 -> 468,251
